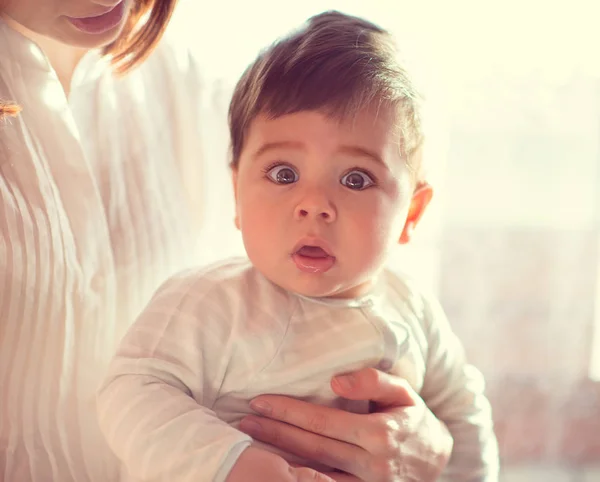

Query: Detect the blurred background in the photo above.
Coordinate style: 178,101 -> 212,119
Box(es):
172,0 -> 600,480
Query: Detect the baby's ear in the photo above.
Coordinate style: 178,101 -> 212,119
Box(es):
399,182 -> 433,244
231,169 -> 241,230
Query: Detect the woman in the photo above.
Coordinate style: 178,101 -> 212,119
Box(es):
0,0 -> 452,480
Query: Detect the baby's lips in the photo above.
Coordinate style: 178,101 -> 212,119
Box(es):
296,245 -> 330,258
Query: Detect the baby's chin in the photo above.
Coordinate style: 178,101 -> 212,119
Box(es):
275,275 -> 374,301
250,255 -> 377,300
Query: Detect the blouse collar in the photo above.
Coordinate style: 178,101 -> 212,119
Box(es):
0,18 -> 110,92
0,18 -> 53,73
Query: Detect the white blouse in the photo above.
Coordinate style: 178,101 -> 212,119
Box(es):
0,20 -> 241,482
98,258 -> 499,482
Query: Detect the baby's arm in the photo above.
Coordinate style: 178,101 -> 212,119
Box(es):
418,294 -> 500,482
96,273 -> 303,482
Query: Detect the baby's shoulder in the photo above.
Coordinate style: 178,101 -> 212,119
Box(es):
156,257 -> 256,299
381,269 -> 426,310
380,268 -> 444,331
153,258 -> 293,320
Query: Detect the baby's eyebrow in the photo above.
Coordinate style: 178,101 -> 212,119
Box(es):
250,142 -> 384,167
338,145 -> 384,166
252,141 -> 305,159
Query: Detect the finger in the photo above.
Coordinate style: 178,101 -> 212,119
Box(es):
248,395 -> 366,445
239,414 -> 368,478
291,466 -> 338,482
293,464 -> 360,481
323,472 -> 361,482
331,368 -> 419,409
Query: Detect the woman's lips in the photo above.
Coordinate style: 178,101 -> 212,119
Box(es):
66,2 -> 126,35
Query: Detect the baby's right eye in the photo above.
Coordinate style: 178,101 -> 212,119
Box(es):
265,164 -> 299,184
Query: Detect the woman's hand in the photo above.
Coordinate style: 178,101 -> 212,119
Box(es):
238,368 -> 453,482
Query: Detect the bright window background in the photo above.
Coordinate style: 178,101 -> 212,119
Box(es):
172,1 -> 600,479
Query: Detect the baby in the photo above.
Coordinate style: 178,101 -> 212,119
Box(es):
98,10 -> 499,482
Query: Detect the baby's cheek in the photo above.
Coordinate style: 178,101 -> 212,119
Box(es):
365,208 -> 402,262
347,217 -> 390,265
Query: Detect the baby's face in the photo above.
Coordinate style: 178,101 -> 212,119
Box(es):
233,108 -> 429,299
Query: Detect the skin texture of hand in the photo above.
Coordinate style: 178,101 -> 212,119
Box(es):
238,368 -> 453,482
226,446 -> 336,482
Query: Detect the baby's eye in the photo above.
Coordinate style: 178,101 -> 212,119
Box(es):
340,170 -> 375,190
265,164 -> 299,184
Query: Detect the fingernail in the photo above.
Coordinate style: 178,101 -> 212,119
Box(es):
333,374 -> 355,391
239,417 -> 262,435
249,399 -> 272,415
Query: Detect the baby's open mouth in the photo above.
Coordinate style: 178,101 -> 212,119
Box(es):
295,245 -> 330,258
292,245 -> 336,273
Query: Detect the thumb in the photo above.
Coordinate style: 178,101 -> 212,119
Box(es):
331,367 -> 419,408
324,472 -> 360,482
291,467 -> 337,482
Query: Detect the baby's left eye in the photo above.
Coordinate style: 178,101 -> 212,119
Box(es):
340,170 -> 375,190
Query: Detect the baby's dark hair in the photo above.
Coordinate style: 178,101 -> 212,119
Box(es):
228,10 -> 424,176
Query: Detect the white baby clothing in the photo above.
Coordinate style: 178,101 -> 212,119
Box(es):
98,258 -> 499,482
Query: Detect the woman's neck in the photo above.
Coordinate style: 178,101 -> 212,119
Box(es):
1,16 -> 88,96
